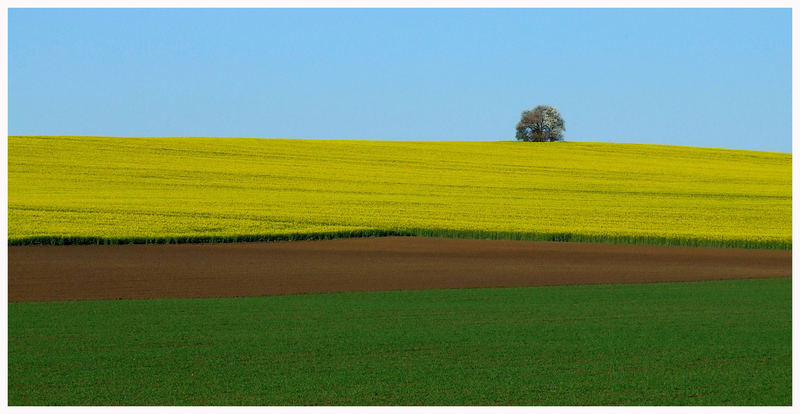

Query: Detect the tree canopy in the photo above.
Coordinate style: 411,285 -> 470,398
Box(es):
515,106 -> 565,142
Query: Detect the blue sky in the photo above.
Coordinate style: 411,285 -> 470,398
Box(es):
9,8 -> 792,152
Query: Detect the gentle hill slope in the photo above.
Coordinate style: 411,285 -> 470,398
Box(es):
8,136 -> 791,248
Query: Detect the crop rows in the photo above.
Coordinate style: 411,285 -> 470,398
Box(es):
8,136 -> 791,249
9,279 -> 792,405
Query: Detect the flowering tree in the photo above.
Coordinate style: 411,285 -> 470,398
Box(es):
515,106 -> 565,142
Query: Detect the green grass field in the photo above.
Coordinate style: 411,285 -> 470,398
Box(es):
8,278 -> 791,405
8,136 -> 791,248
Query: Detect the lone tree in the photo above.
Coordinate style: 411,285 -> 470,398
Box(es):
515,105 -> 565,142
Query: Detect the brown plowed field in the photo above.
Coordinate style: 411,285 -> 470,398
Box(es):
8,237 -> 791,302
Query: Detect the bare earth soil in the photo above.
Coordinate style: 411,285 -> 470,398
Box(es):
8,237 -> 791,302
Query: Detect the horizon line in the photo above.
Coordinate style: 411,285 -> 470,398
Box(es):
8,135 -> 791,155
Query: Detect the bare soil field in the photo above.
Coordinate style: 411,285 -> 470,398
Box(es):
8,237 -> 791,302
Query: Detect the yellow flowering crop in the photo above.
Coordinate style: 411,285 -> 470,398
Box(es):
8,136 -> 791,248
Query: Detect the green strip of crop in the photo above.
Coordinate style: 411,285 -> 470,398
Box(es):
9,278 -> 791,405
7,228 -> 791,250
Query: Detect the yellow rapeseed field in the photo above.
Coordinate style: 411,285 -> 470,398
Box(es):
8,136 -> 791,248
